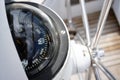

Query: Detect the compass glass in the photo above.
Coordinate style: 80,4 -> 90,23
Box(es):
7,9 -> 54,76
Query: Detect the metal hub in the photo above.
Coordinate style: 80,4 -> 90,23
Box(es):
71,40 -> 91,72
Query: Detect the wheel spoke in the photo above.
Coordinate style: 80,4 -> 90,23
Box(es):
66,0 -> 74,29
90,0 -> 113,49
85,67 -> 92,80
92,64 -> 101,80
79,0 -> 91,46
78,73 -> 83,80
76,32 -> 86,45
95,61 -> 116,80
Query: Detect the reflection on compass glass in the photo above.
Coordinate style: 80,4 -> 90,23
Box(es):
7,9 -> 53,75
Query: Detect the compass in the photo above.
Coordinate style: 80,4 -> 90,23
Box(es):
6,2 -> 69,80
